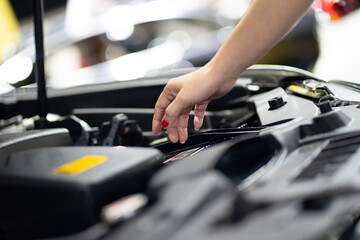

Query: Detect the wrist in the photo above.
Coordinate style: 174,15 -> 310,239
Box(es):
196,61 -> 238,98
202,59 -> 240,87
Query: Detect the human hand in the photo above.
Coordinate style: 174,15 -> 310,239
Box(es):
152,65 -> 236,144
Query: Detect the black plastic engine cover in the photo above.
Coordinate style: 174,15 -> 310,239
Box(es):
0,146 -> 163,240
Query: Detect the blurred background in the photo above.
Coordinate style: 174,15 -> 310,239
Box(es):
0,0 -> 359,90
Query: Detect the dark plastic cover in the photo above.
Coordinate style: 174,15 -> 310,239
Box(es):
0,146 -> 163,239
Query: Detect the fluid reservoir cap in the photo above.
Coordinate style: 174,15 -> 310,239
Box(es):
318,101 -> 332,114
268,97 -> 285,110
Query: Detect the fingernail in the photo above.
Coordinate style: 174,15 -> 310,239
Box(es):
161,120 -> 169,128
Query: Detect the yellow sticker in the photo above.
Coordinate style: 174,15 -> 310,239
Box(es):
288,85 -> 321,98
53,155 -> 108,176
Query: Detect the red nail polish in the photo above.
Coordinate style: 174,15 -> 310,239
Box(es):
161,120 -> 169,128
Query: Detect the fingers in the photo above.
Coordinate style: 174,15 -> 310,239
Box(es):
152,87 -> 193,143
152,70 -> 213,143
152,107 -> 165,134
178,107 -> 192,143
167,126 -> 179,143
152,89 -> 175,134
164,113 -> 189,144
162,93 -> 187,127
178,127 -> 188,144
163,97 -> 192,143
194,101 -> 209,131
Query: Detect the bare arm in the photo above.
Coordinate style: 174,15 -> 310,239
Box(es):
152,0 -> 314,143
209,0 -> 314,80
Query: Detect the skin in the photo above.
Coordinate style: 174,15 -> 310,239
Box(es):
152,0 -> 314,143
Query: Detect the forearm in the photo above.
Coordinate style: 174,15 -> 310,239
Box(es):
207,0 -> 314,82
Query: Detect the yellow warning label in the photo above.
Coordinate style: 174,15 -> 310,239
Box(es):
288,85 -> 321,98
53,155 -> 108,176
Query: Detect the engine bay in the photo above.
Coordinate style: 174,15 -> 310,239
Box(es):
1,65 -> 360,239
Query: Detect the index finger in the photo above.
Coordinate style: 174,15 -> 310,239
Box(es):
152,90 -> 174,134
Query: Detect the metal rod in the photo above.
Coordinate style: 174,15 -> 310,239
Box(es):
33,0 -> 48,128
